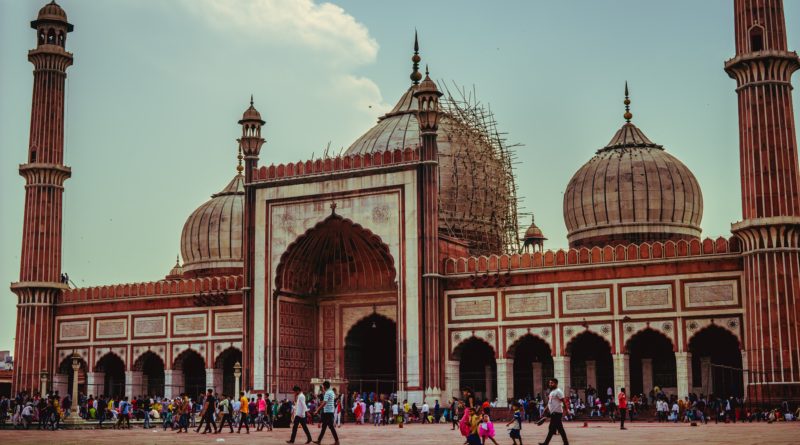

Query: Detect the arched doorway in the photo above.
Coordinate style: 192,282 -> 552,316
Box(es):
134,352 -> 165,397
689,325 -> 743,398
566,332 -> 613,398
454,337 -> 497,402
627,329 -> 676,396
508,334 -> 553,399
274,214 -> 398,395
57,356 -> 87,397
215,347 -> 243,397
96,353 -> 126,398
344,314 -> 397,396
174,350 -> 206,398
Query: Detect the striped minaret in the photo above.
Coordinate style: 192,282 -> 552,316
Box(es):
725,0 -> 800,402
10,1 -> 74,394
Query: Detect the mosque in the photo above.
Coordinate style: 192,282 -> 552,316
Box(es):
9,0 -> 800,406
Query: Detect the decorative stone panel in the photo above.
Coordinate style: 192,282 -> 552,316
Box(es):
562,288 -> 610,314
451,329 -> 497,357
173,313 -> 208,335
504,292 -> 551,318
94,346 -> 127,368
450,295 -> 495,321
341,305 -> 397,336
134,316 -> 166,337
622,320 -> 676,350
563,323 -> 613,351
214,312 -> 242,333
505,325 -> 554,353
684,280 -> 738,308
685,317 -> 742,345
96,318 -> 127,339
59,320 -> 89,341
622,284 -> 672,311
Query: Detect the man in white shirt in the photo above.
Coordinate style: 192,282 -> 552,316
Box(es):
540,378 -> 569,445
373,399 -> 383,426
288,386 -> 311,444
421,401 -> 430,424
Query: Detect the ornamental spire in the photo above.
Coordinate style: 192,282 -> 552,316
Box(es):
410,30 -> 422,85
624,81 -> 632,123
236,144 -> 244,175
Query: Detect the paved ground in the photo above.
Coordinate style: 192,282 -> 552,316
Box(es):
0,421 -> 798,444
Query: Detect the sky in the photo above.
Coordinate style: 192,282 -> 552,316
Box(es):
1,0 -> 799,355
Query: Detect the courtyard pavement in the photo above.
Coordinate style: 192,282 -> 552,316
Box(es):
0,421 -> 798,445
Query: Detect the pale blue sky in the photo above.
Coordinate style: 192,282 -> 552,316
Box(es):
1,0 -> 799,354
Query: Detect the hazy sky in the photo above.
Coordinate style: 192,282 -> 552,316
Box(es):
1,0 -> 799,354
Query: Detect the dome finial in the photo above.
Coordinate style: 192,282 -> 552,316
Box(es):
623,81 -> 632,123
250,94 -> 254,106
410,30 -> 422,85
236,144 -> 244,175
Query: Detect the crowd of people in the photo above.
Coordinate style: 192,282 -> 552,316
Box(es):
1,382 -> 799,444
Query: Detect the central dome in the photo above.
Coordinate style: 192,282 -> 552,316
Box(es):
563,122 -> 703,248
346,85 -> 518,255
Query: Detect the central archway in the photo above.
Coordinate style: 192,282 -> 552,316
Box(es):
454,337 -> 497,402
626,329 -> 676,396
133,352 -> 165,397
508,334 -> 553,399
344,314 -> 397,396
96,353 -> 126,398
275,213 -> 397,297
566,332 -> 613,398
174,350 -> 205,398
274,213 -> 399,395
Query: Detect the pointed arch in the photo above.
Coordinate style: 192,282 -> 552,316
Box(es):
275,213 -> 397,297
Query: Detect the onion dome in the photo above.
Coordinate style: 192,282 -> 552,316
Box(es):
521,216 -> 547,252
32,1 -> 73,30
180,175 -> 244,277
345,35 -> 518,255
563,86 -> 703,248
240,95 -> 264,124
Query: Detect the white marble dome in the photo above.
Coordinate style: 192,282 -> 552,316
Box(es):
180,175 -> 244,277
563,122 -> 703,248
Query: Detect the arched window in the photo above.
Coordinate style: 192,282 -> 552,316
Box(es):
749,25 -> 764,52
57,31 -> 65,47
38,28 -> 46,45
47,28 -> 55,44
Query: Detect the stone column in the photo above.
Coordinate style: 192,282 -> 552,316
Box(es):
585,360 -> 597,390
675,352 -> 691,399
495,358 -> 513,407
164,370 -> 184,399
740,351 -> 748,400
613,353 -> 630,395
553,356 -> 571,393
699,356 -> 711,395
641,358 -> 653,395
484,364 -> 493,401
532,362 -> 543,398
86,372 -> 104,397
125,370 -> 143,399
445,360 -> 460,399
206,368 -> 223,393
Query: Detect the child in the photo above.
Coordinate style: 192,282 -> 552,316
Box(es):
479,413 -> 498,445
506,402 -> 523,445
465,409 -> 482,445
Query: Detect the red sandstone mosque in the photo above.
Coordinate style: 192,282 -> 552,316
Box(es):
10,0 -> 800,406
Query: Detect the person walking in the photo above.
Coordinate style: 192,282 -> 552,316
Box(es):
141,396 -> 151,429
287,385 -> 312,444
312,381 -> 339,445
199,389 -> 218,434
237,392 -> 250,434
216,394 -> 235,433
617,388 -> 627,430
539,378 -> 569,445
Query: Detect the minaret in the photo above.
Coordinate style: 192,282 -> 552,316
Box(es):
414,55 -> 444,398
10,1 -> 74,395
725,0 -> 800,401
238,96 -> 265,391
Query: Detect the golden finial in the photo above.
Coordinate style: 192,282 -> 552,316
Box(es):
250,94 -> 254,107
623,81 -> 632,123
410,30 -> 422,85
236,144 -> 244,174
